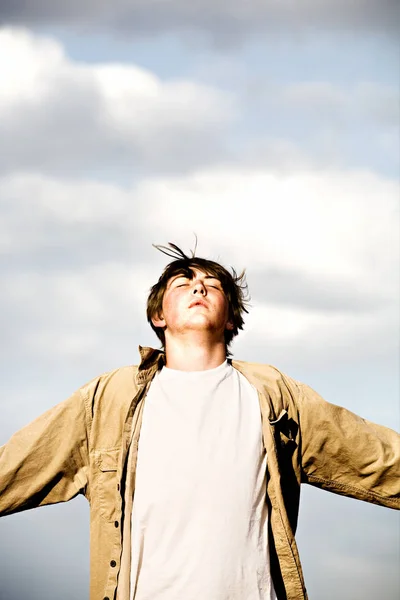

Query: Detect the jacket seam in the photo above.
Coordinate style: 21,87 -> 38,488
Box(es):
306,474 -> 400,507
77,387 -> 92,496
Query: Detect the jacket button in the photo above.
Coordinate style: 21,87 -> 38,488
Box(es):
110,560 -> 117,567
114,521 -> 119,528
104,597 -> 110,600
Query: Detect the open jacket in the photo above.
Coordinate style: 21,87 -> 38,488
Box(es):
1,346 -> 399,600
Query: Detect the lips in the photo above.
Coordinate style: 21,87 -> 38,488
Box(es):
189,300 -> 208,309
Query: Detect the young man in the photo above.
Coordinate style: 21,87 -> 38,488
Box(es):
0,243 -> 399,600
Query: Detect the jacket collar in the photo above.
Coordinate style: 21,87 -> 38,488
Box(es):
135,347 -> 262,393
135,346 -> 233,386
135,345 -> 166,385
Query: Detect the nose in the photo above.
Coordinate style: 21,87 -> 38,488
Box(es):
192,280 -> 206,295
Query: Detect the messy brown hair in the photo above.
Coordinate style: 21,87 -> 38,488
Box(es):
147,241 -> 250,356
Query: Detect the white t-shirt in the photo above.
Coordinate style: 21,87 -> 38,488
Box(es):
130,360 -> 276,600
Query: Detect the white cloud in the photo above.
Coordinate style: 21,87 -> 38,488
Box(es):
0,26 -> 397,369
137,166 -> 399,283
0,28 -> 63,107
0,28 -> 397,180
137,166 -> 399,364
0,28 -> 235,176
239,301 -> 397,369
0,166 -> 398,368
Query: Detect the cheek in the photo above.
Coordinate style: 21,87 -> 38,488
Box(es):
162,292 -> 181,319
220,295 -> 229,314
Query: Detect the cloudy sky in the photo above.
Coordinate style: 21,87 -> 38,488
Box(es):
0,2 -> 399,599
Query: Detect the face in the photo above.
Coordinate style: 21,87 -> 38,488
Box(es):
152,268 -> 234,341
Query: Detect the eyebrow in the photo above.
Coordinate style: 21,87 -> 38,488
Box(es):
169,273 -> 221,286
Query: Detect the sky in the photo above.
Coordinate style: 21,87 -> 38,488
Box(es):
0,2 -> 399,599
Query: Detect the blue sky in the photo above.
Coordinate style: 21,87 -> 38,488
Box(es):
0,2 -> 399,599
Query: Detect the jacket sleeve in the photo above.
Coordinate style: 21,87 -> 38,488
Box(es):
0,388 -> 90,516
296,382 -> 400,509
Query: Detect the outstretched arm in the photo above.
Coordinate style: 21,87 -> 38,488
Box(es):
0,389 -> 90,516
297,382 -> 400,509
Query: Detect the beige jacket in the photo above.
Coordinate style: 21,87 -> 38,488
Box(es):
1,346 -> 399,600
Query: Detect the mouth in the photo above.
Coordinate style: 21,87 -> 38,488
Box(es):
189,300 -> 208,309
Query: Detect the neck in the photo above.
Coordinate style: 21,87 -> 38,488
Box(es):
164,334 -> 227,371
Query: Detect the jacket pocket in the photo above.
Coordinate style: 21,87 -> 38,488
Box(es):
269,409 -> 298,452
96,448 -> 120,522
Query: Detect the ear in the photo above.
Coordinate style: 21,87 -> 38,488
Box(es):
225,320 -> 234,331
151,313 -> 166,328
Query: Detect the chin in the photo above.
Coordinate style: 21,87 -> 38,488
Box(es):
185,318 -> 214,330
